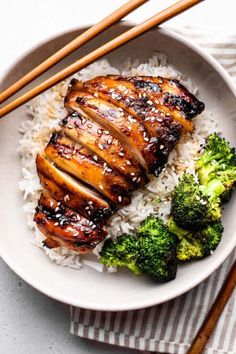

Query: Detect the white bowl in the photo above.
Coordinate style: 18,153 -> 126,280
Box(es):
0,24 -> 235,311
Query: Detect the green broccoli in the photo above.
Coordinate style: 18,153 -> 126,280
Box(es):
171,134 -> 236,230
137,216 -> 178,281
100,216 -> 178,282
171,173 -> 216,230
168,216 -> 223,261
196,133 -> 236,199
99,234 -> 142,275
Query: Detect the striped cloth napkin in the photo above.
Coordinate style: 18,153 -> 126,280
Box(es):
70,27 -> 236,354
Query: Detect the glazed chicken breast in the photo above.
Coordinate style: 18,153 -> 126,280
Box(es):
34,74 -> 205,254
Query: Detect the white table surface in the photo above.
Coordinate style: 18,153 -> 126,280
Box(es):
0,1 -> 235,353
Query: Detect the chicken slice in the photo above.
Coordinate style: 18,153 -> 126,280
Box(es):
34,193 -> 107,252
36,153 -> 114,221
59,113 -> 147,188
43,233 -> 94,253
79,76 -> 192,133
107,75 -> 205,119
44,132 -> 131,206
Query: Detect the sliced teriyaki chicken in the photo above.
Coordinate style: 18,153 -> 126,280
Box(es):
66,80 -> 183,174
36,153 -> 114,221
34,193 -> 107,253
65,91 -> 160,174
44,132 -> 131,206
34,74 -> 205,254
59,112 -> 148,188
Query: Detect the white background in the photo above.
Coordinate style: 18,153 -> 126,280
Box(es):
0,1 -> 235,353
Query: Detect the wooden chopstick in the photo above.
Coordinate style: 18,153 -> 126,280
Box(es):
188,261 -> 236,354
0,0 -> 149,104
0,0 -> 204,119
0,0 -> 148,104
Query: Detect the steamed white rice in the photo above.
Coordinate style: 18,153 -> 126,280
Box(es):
18,54 -> 218,271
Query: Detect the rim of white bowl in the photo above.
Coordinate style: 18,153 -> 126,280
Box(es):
0,23 -> 236,311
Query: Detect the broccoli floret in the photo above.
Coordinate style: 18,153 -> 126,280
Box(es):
171,173 -> 213,230
168,217 -> 223,261
99,235 -> 142,275
171,134 -> 236,230
137,216 -> 178,281
196,133 -> 236,199
100,216 -> 178,282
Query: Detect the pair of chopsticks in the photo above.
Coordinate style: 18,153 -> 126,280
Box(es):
0,0 -> 204,118
188,260 -> 236,354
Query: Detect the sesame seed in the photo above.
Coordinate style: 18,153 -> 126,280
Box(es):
147,100 -> 153,105
119,152 -> 125,157
118,196 -> 122,202
98,143 -> 104,150
104,130 -> 109,135
54,222 -> 59,226
55,214 -> 62,218
127,161 -> 131,165
144,137 -> 150,142
130,172 -> 135,176
99,184 -> 104,190
97,129 -> 102,135
93,155 -> 98,161
67,124 -> 73,129
94,92 -> 98,98
160,145 -> 164,150
107,138 -> 112,145
64,194 -> 70,201
55,207 -> 59,212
